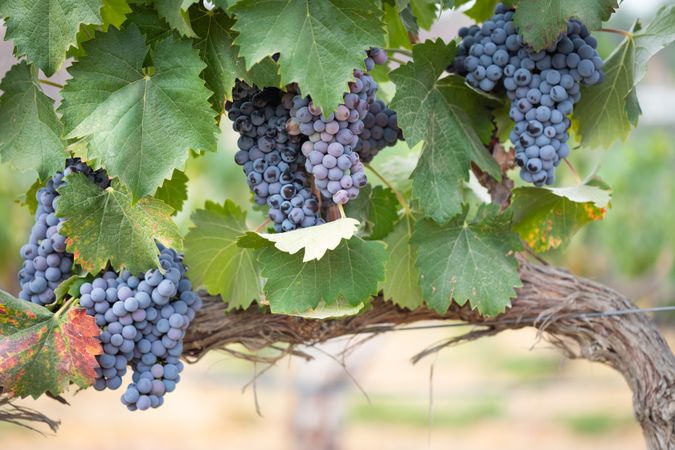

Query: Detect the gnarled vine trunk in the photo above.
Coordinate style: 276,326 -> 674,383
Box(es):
185,258 -> 675,450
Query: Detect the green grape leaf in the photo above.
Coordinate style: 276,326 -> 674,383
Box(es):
381,215 -> 424,310
0,0 -> 103,75
69,0 -> 133,58
124,4 -> 174,45
191,6 -> 280,113
55,172 -> 182,274
184,201 -> 260,310
0,290 -> 101,399
156,0 -> 197,37
463,0 -> 500,22
259,237 -> 386,314
345,185 -> 400,240
54,275 -> 89,302
511,182 -> 610,252
0,62 -> 68,180
383,3 -> 412,50
412,205 -> 522,316
246,218 -> 360,262
154,169 -> 189,215
231,0 -> 386,113
60,26 -> 217,199
513,0 -> 618,51
390,39 -> 500,224
19,179 -> 44,216
211,0 -> 235,9
634,5 -> 675,84
573,32 -> 635,148
408,0 -> 436,30
101,0 -> 132,28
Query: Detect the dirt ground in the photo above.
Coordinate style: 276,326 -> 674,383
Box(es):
2,325 -> 664,450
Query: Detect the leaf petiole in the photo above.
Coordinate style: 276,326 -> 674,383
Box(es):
365,163 -> 412,216
599,28 -> 633,39
54,297 -> 77,318
383,48 -> 413,58
38,79 -> 64,89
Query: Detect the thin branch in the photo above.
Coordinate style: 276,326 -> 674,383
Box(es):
38,79 -> 64,89
365,163 -> 412,215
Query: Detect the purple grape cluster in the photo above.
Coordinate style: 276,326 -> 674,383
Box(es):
17,159 -> 109,305
356,99 -> 401,163
79,244 -> 202,411
288,48 -> 393,204
289,94 -> 367,205
226,83 -> 324,232
505,21 -> 603,185
452,3 -> 604,186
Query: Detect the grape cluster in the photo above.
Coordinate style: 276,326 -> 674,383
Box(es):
452,4 -> 517,92
289,94 -> 367,205
226,83 -> 324,232
453,4 -> 604,186
17,159 -> 109,305
288,48 -> 393,204
356,99 -> 401,163
79,244 -> 202,411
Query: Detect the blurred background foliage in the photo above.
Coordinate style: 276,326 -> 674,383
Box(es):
0,1 -> 673,449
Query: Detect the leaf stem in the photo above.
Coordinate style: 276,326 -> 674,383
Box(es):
54,297 -> 77,318
599,28 -> 633,39
383,48 -> 413,58
365,163 -> 412,216
564,159 -> 582,184
255,218 -> 270,233
39,79 -> 64,89
338,203 -> 346,219
389,56 -> 409,66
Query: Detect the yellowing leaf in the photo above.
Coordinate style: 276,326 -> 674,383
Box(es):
255,218 -> 360,262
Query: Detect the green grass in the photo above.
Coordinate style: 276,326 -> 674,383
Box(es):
496,355 -> 561,379
556,412 -> 635,436
348,396 -> 504,429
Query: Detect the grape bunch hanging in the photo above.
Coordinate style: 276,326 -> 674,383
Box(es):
451,3 -> 604,186
226,48 -> 402,233
16,159 -> 201,411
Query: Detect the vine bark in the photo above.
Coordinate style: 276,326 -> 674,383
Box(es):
185,257 -> 675,450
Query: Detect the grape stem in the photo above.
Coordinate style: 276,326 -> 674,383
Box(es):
383,48 -> 413,58
39,79 -> 64,89
255,218 -> 270,233
365,163 -> 412,216
599,28 -> 633,39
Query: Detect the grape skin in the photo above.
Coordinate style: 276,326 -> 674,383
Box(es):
354,99 -> 402,163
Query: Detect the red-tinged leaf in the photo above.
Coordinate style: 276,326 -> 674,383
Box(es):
0,290 -> 101,399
